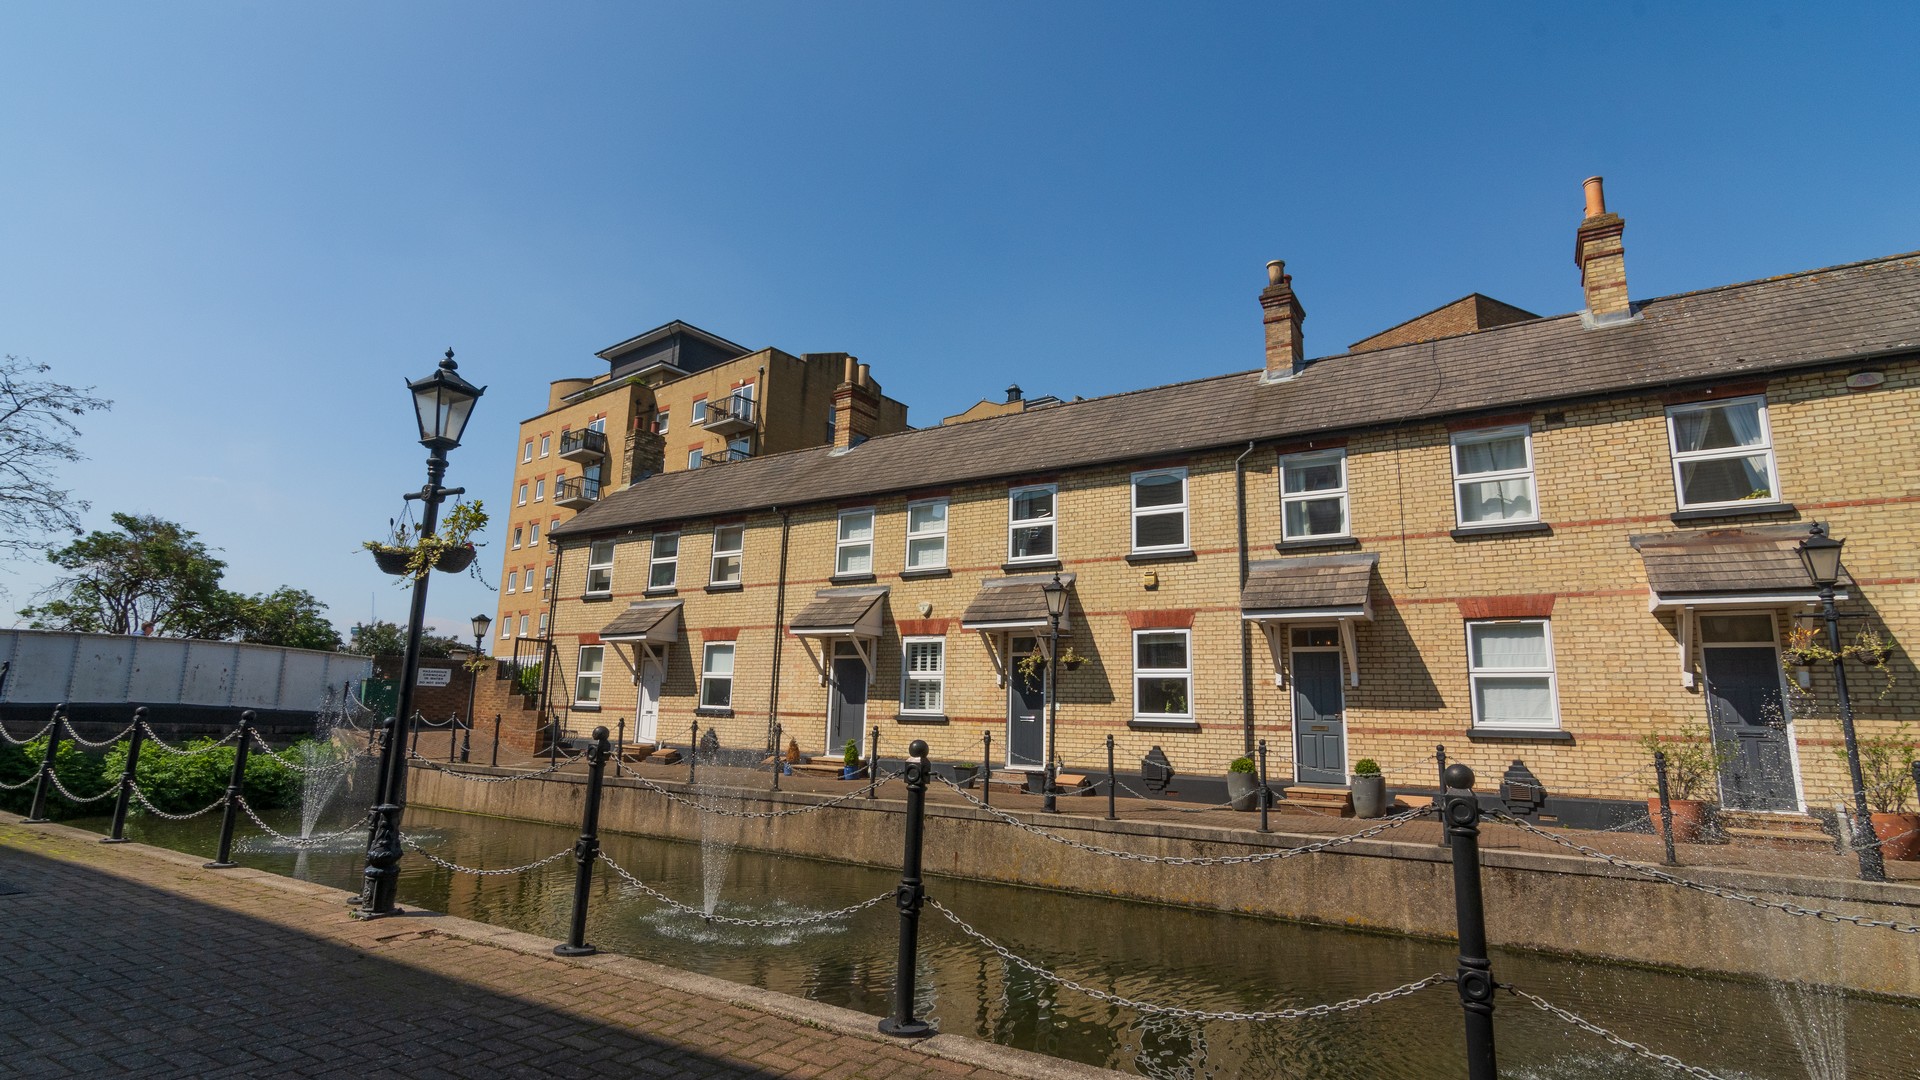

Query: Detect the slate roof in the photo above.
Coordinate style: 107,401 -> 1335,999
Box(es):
788,587 -> 890,634
1629,524 -> 1852,596
959,573 -> 1077,629
598,599 -> 683,641
1241,554 -> 1379,614
555,252 -> 1920,539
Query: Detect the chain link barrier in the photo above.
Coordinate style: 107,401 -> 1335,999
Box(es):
58,718 -> 137,749
46,770 -> 125,804
1505,985 -> 1732,1079
128,781 -> 227,821
937,775 -> 1434,865
232,796 -> 370,846
597,850 -> 894,927
1490,811 -> 1920,934
1105,776 -> 1240,813
1,772 -> 43,790
400,837 -> 573,876
247,731 -> 362,775
418,760 -> 570,784
0,719 -> 54,746
928,898 -> 1448,1021
628,770 -> 903,820
138,720 -> 240,756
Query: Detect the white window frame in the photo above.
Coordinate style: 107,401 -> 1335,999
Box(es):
700,642 -> 734,709
1280,449 -> 1349,540
518,615 -> 529,637
1008,484 -> 1058,563
691,397 -> 709,424
534,478 -> 545,502
542,564 -> 554,594
1131,629 -> 1193,722
654,409 -> 669,435
649,532 -> 679,590
587,417 -> 606,434
1465,619 -> 1561,730
710,524 -> 744,585
517,483 -> 528,506
512,527 -> 523,550
904,498 -> 948,571
900,637 -> 945,715
522,440 -> 533,463
836,507 -> 874,577
505,571 -> 517,594
585,539 -> 615,595
1665,395 -> 1781,511
539,435 -> 550,457
1450,424 -> 1538,527
499,619 -> 512,639
538,613 -> 549,637
574,645 -> 604,706
529,522 -> 540,547
688,448 -> 703,469
1130,468 -> 1189,554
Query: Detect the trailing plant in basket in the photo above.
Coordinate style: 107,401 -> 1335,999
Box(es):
1016,644 -> 1087,680
1781,625 -> 1896,699
363,500 -> 489,582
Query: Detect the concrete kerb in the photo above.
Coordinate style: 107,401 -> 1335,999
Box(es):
1,812 -> 1128,1080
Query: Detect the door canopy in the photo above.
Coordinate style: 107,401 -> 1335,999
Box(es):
961,573 -> 1076,688
788,585 -> 889,685
1240,553 -> 1377,688
598,599 -> 683,673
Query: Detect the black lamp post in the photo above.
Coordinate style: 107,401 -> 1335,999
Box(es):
464,613 -> 491,757
360,349 -> 485,916
1041,572 -> 1068,813
1798,522 -> 1885,883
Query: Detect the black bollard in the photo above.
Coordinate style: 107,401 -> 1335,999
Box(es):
878,739 -> 935,1038
688,720 -> 698,785
1105,734 -> 1117,821
204,711 -> 257,869
771,721 -> 782,793
460,715 -> 471,763
1435,744 -> 1449,846
868,728 -> 879,799
1443,763 -> 1497,1080
411,716 -> 422,758
448,715 -> 458,764
102,708 -> 148,843
981,731 -> 992,809
554,726 -> 612,957
490,714 -> 501,768
1653,749 -> 1679,867
549,718 -> 561,766
1258,739 -> 1271,834
22,703 -> 67,824
614,718 -> 626,778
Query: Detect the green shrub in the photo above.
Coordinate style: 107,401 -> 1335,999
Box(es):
843,739 -> 860,767
1352,758 -> 1382,777
1228,756 -> 1256,774
515,663 -> 543,697
100,735 -> 306,815
0,736 -> 113,820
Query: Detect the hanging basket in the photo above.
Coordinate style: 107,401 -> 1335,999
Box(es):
435,544 -> 477,574
370,546 -> 413,576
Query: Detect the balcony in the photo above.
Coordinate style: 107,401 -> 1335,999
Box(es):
554,476 -> 600,509
702,394 -> 757,436
558,428 -> 607,463
710,444 -> 754,465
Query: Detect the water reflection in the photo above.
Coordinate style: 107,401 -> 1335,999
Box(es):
76,805 -> 1920,1079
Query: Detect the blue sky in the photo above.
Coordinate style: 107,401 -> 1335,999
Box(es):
2,3 -> 1916,644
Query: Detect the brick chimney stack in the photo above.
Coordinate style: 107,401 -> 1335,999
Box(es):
831,356 -> 881,452
1575,176 -> 1631,325
1259,260 -> 1307,380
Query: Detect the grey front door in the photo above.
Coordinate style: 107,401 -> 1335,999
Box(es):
1703,645 -> 1796,810
1007,635 -> 1046,769
1292,649 -> 1346,786
828,652 -> 867,757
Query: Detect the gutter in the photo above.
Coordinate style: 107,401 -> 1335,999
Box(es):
1234,440 -> 1256,755
767,506 -> 792,753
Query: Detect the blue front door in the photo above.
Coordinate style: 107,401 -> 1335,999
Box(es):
1703,645 -> 1796,811
1007,635 -> 1046,769
828,650 -> 867,757
1292,649 -> 1346,786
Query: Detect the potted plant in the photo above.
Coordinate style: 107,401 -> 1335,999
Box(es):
952,761 -> 980,787
1781,625 -> 1897,699
363,500 -> 489,580
1842,725 -> 1919,861
1015,644 -> 1087,680
1350,758 -> 1386,818
840,738 -> 865,780
1226,755 -> 1262,811
1640,725 -> 1730,844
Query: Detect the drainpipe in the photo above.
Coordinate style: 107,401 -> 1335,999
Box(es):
1235,440 -> 1257,755
767,506 -> 792,753
540,538 -> 568,739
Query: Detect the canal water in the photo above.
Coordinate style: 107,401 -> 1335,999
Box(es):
74,805 -> 1920,1080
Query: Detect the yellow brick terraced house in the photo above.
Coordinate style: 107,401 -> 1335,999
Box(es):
542,179 -> 1919,829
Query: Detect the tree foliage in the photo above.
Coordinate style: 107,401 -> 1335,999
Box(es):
236,588 -> 342,651
20,513 -> 228,634
0,356 -> 112,558
345,619 -> 457,659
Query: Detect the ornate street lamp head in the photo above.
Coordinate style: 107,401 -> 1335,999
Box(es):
471,613 -> 492,642
409,348 -> 486,451
1042,571 -> 1068,620
1798,522 -> 1844,588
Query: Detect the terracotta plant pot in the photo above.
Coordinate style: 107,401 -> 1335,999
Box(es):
1870,812 -> 1920,861
1648,797 -> 1711,844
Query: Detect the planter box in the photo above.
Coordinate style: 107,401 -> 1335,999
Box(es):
1225,770 -> 1262,812
1351,774 -> 1387,818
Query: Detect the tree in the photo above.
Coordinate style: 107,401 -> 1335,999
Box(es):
345,619 -> 457,659
0,356 -> 112,558
236,588 -> 342,651
19,513 -> 228,634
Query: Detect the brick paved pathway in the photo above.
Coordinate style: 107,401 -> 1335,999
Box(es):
0,818 -> 1117,1080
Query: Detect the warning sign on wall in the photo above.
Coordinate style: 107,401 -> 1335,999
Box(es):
415,668 -> 453,688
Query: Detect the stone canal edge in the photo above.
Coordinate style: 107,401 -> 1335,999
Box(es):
0,813 -> 1124,1080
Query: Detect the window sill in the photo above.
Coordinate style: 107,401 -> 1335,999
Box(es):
704,582 -> 743,593
1129,717 -> 1200,732
694,707 -> 734,719
580,592 -> 613,604
1466,726 -> 1573,742
643,587 -> 678,597
1670,501 -> 1796,524
571,703 -> 602,713
893,713 -> 949,725
898,567 -> 952,580
1450,521 -> 1553,541
1002,559 -> 1062,573
829,573 -> 877,586
1276,536 -> 1360,553
1125,549 -> 1195,565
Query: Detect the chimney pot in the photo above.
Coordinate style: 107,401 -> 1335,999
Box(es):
1259,260 -> 1306,379
1006,384 -> 1022,403
842,356 -> 857,385
1582,176 -> 1607,219
1266,260 -> 1285,286
856,363 -> 871,388
1575,177 -> 1630,322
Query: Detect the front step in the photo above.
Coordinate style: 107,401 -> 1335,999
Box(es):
1283,785 -> 1353,816
1717,809 -> 1834,850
